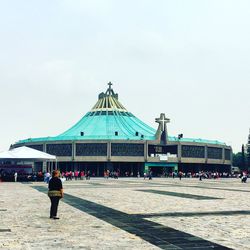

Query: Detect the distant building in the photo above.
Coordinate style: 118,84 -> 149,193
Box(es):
12,83 -> 232,175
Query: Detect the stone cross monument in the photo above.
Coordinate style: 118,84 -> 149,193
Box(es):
155,113 -> 170,144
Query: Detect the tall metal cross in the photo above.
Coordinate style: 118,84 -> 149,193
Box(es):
155,113 -> 170,132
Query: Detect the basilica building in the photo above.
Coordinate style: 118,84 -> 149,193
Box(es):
12,83 -> 232,176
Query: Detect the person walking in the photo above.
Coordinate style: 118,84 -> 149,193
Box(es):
48,170 -> 64,219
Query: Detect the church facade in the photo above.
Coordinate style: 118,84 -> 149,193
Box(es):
12,83 -> 232,176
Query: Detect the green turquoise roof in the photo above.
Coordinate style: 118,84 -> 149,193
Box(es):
19,83 -> 156,142
19,111 -> 156,142
17,83 -> 226,146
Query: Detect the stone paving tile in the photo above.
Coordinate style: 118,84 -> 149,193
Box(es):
136,189 -> 222,200
62,178 -> 249,249
32,187 -> 226,249
0,182 -> 159,250
0,178 -> 249,249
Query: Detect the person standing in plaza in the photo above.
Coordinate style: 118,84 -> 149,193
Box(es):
149,170 -> 153,180
45,171 -> 51,184
172,172 -> 175,179
80,170 -> 84,180
48,170 -> 64,219
199,171 -> 203,181
178,171 -> 183,181
14,172 -> 18,182
86,170 -> 91,180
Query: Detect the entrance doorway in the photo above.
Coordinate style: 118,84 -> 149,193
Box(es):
144,163 -> 178,177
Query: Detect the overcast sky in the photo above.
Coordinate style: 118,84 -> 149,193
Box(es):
0,0 -> 250,152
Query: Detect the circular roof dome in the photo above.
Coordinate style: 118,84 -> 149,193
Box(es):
19,83 -> 156,143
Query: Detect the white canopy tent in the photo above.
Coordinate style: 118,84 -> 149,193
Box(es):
0,150 -> 14,159
0,146 -> 57,172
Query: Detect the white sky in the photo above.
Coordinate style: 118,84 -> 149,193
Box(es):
0,0 -> 249,152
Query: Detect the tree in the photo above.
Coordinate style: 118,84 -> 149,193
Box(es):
233,152 -> 243,168
241,144 -> 246,169
247,145 -> 250,171
246,129 -> 250,171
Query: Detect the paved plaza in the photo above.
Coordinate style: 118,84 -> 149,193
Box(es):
0,178 -> 250,250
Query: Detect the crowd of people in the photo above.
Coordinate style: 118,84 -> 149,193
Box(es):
0,168 -> 248,183
104,170 -> 119,179
44,170 -> 93,183
169,170 -> 249,182
0,170 -> 44,182
61,170 -> 92,181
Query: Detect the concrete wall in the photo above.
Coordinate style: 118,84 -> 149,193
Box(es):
16,139 -> 232,166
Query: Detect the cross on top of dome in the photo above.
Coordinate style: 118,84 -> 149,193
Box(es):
93,82 -> 125,111
105,81 -> 116,97
108,81 -> 112,89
